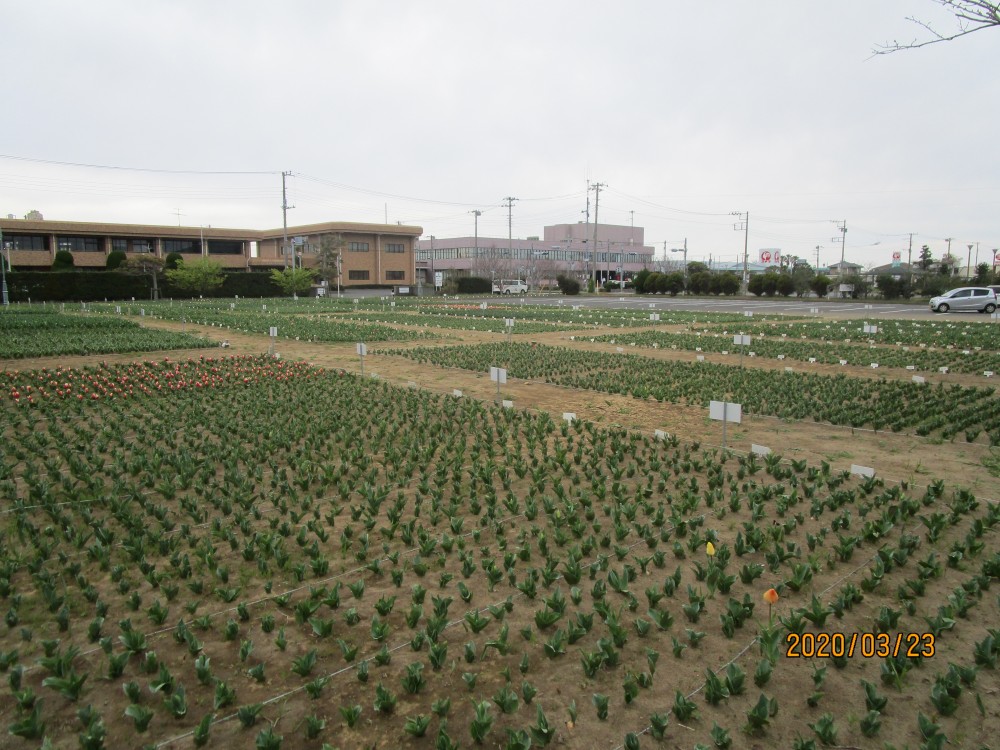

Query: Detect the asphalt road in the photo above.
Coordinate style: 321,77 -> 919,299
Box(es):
469,294 -> 947,320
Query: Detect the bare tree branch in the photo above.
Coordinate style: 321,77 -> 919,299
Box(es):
873,0 -> 999,54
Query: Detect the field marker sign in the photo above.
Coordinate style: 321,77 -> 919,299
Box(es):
709,400 -> 742,448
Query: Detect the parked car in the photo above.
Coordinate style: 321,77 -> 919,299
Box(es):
928,287 -> 997,314
492,279 -> 528,294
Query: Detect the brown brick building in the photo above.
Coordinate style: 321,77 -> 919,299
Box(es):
0,217 -> 422,288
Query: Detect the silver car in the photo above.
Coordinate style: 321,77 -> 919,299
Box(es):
929,287 -> 997,314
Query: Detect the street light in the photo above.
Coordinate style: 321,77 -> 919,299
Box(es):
670,239 -> 688,293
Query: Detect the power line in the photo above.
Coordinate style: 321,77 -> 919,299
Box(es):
0,154 -> 275,175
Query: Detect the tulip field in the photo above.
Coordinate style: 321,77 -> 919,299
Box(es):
0,309 -> 214,360
387,342 -> 1000,442
0,303 -> 998,750
589,330 -> 1000,375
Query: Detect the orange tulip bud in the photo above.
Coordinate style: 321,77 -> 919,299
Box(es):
763,588 -> 779,605
705,542 -> 716,557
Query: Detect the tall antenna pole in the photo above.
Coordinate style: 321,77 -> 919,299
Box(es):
282,171 -> 294,269
838,221 -> 847,264
590,182 -> 605,285
472,210 -> 482,257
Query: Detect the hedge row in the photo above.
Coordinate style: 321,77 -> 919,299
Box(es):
4,271 -> 281,302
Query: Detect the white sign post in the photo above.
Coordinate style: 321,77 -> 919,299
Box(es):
734,334 -> 751,368
709,400 -> 742,449
504,318 -> 514,344
356,342 -> 367,376
268,326 -> 278,355
490,366 -> 507,401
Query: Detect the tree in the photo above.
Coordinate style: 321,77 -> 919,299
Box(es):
875,1 -> 1000,54
974,262 -> 992,284
556,274 -> 580,295
661,272 -> 684,296
270,268 -> 317,296
165,259 -> 224,296
841,273 -> 870,299
686,261 -> 709,276
918,245 -> 934,271
919,274 -> 949,297
164,252 -> 183,271
633,268 -> 651,294
121,255 -> 164,300
877,274 -> 908,299
106,250 -> 127,270
643,272 -> 662,294
810,274 -> 831,298
775,273 -> 796,297
791,265 -> 816,297
52,250 -> 74,270
688,271 -> 713,295
717,272 -> 741,296
316,233 -> 345,288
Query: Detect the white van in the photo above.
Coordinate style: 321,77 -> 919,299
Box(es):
492,279 -> 528,294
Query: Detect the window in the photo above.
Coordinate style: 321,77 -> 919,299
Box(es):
115,238 -> 155,253
385,243 -> 404,254
385,270 -> 405,281
57,236 -> 101,252
163,239 -> 201,254
348,270 -> 370,280
207,240 -> 243,255
348,242 -> 370,252
4,234 -> 46,251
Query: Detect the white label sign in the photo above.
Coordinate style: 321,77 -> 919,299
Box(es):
709,400 -> 742,424
356,342 -> 367,356
734,334 -> 750,346
912,375 -> 925,384
269,327 -> 278,338
751,443 -> 771,456
490,366 -> 507,384
850,464 -> 875,478
452,389 -> 463,397
562,412 -> 577,423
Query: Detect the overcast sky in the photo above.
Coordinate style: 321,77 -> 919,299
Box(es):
2,1 -> 998,269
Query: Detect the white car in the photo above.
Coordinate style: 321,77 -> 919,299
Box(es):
928,287 -> 997,314
492,279 -> 528,294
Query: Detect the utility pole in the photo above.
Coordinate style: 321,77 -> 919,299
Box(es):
907,233 -> 914,287
590,182 -> 605,286
503,197 -> 517,258
968,243 -> 974,281
732,211 -> 748,291
0,227 -> 8,306
835,220 -> 847,265
815,245 -> 822,269
945,237 -> 953,275
281,171 -> 294,269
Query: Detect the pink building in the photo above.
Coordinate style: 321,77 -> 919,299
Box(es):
415,222 -> 655,288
